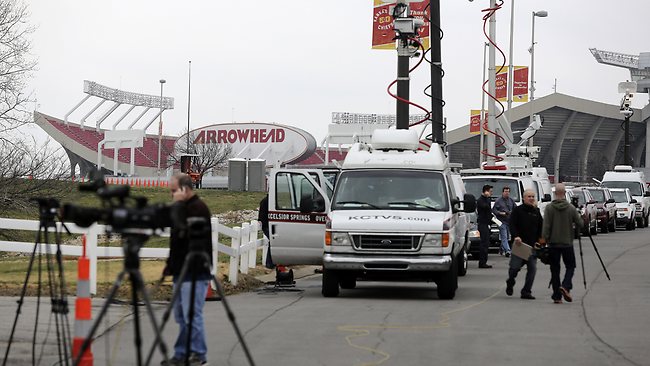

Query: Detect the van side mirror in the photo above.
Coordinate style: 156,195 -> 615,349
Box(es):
644,191 -> 650,197
606,198 -> 615,204
631,199 -> 638,204
542,193 -> 552,202
462,193 -> 477,213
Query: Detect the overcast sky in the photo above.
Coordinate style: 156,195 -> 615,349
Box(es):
24,0 -> 650,145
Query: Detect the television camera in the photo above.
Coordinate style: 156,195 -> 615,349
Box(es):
61,171 -> 174,232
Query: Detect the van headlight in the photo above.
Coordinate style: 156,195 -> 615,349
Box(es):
469,230 -> 480,239
422,233 -> 450,247
331,232 -> 352,246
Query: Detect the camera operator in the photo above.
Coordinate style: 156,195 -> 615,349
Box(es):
163,173 -> 212,366
542,183 -> 583,304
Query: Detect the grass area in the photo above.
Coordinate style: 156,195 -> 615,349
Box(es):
0,181 -> 270,297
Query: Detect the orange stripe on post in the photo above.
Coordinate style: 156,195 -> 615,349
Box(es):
75,298 -> 92,320
78,257 -> 90,280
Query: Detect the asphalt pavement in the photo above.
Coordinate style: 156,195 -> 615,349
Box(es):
1,228 -> 649,366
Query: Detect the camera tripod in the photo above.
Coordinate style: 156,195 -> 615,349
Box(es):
3,198 -> 73,366
144,218 -> 256,366
72,232 -> 171,366
578,228 -> 611,289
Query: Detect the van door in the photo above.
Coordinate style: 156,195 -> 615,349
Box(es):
269,169 -> 330,265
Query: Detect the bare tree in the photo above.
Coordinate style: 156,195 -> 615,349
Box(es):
0,138 -> 70,211
167,129 -> 233,181
0,0 -> 35,137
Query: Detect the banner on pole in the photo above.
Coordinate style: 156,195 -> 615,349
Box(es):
372,0 -> 430,50
470,110 -> 487,135
495,66 -> 529,102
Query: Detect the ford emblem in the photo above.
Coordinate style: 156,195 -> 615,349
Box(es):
381,239 -> 392,245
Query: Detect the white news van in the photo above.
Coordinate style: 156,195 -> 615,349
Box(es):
267,129 -> 476,300
602,165 -> 650,228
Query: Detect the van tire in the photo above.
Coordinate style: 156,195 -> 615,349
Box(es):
590,220 -> 598,236
436,259 -> 458,300
322,269 -> 340,297
608,218 -> 616,232
339,274 -> 357,289
644,214 -> 649,227
636,217 -> 643,228
457,249 -> 468,277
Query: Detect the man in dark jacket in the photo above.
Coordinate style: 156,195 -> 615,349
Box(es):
164,173 -> 212,365
543,183 -> 583,304
493,186 -> 516,257
476,184 -> 494,268
257,194 -> 274,269
506,189 -> 543,299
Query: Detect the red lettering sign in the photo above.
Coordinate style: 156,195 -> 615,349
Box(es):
192,128 -> 290,145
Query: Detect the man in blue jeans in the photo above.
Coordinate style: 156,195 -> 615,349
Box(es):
163,174 -> 212,365
493,186 -> 515,257
542,183 -> 583,304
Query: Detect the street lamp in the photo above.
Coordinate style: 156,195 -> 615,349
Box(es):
528,10 -> 547,145
157,79 -> 166,176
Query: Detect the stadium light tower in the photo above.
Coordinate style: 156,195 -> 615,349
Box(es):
158,79 -> 166,176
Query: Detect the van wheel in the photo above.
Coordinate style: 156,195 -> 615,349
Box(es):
457,249 -> 468,277
436,259 -> 458,300
627,219 -> 635,230
322,269 -> 340,297
636,217 -> 644,228
644,214 -> 649,227
339,274 -> 356,289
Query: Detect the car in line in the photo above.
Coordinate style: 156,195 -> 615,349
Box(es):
586,187 -> 617,233
570,187 -> 598,236
610,188 -> 637,230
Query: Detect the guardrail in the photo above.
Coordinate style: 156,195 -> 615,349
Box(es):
0,217 -> 268,294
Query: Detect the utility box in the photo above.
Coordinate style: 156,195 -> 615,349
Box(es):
228,159 -> 247,191
247,159 -> 266,192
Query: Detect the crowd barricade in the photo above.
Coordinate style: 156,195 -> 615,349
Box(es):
0,217 -> 268,293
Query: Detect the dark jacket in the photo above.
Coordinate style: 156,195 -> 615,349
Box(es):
477,195 -> 493,225
542,199 -> 583,246
493,196 -> 516,224
258,195 -> 269,238
167,194 -> 213,280
510,203 -> 543,246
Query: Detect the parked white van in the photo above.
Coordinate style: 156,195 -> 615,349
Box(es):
267,129 -> 476,300
602,165 -> 650,228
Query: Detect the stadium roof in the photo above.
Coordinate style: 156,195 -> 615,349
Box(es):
447,93 -> 650,181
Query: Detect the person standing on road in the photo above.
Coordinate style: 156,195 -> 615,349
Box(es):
163,173 -> 212,365
542,183 -> 583,304
506,189 -> 543,300
477,184 -> 494,269
493,186 -> 516,257
257,194 -> 275,269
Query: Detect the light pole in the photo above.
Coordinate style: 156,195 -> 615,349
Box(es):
157,79 -> 166,176
506,0 -> 515,110
528,10 -> 547,145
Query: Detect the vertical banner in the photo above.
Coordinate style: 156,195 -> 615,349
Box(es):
496,66 -> 508,101
512,66 -> 529,102
372,0 -> 430,50
470,110 -> 481,134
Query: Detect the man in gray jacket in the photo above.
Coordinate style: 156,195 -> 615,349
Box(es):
493,186 -> 516,257
542,183 -> 583,304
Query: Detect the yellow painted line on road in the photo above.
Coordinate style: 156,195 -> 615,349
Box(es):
337,285 -> 504,366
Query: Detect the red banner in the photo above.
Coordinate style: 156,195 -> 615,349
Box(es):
469,110 -> 487,134
513,66 -> 529,102
496,67 -> 508,101
372,0 -> 429,50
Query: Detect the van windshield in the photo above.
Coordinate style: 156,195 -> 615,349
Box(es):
332,170 -> 449,211
462,177 -> 520,202
602,181 -> 642,196
611,191 -> 629,203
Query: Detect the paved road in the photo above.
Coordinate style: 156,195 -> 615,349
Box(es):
2,228 -> 649,366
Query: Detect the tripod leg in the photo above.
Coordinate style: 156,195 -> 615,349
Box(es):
210,274 -> 256,366
33,233 -> 43,365
588,233 -> 612,280
73,271 -> 127,366
54,228 -> 72,366
578,236 -> 587,290
130,273 -> 143,366
128,271 -> 170,366
43,227 -> 67,365
2,239 -> 41,366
